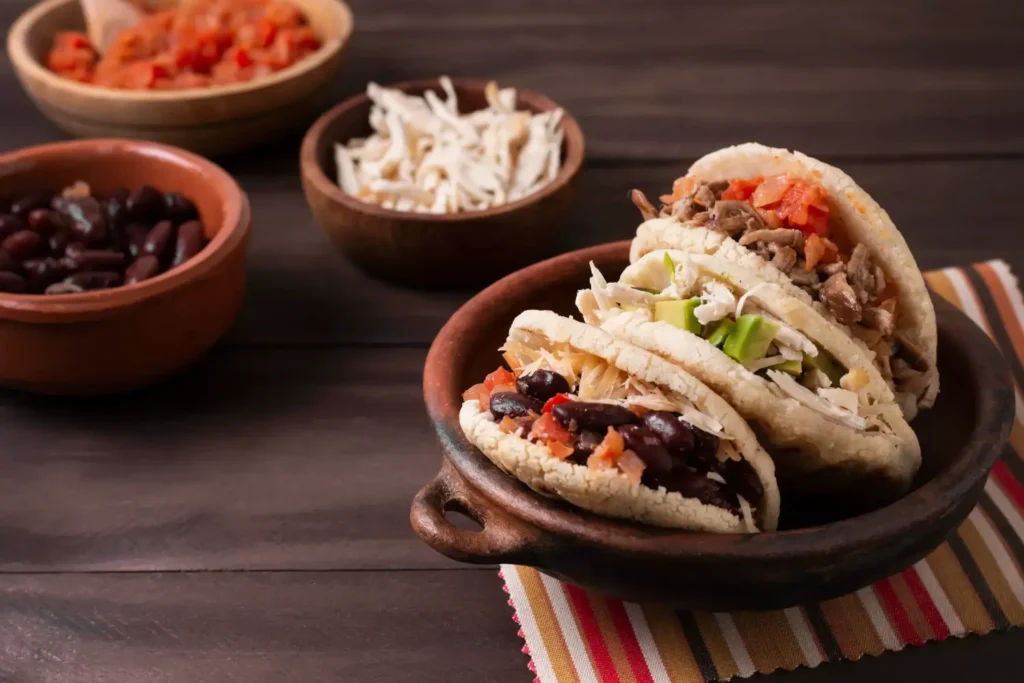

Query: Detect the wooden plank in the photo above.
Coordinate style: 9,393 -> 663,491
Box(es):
0,347 -> 470,572
1,0 -> 1021,158
0,570 -> 1022,683
219,158 -> 1024,345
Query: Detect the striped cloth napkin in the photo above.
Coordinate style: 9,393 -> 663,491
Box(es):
500,259 -> 1024,682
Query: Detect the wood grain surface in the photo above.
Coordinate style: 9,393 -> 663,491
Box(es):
0,0 -> 1022,679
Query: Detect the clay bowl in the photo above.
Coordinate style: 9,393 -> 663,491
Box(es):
0,139 -> 250,395
412,241 -> 1015,609
7,0 -> 353,157
300,78 -> 585,288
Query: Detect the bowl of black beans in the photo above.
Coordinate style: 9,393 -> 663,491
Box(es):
0,182 -> 209,295
0,139 -> 250,395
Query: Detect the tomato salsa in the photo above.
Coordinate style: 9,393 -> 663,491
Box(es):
46,0 -> 321,90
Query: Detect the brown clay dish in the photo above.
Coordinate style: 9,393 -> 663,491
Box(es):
7,0 -> 353,157
0,139 -> 250,396
413,241 -> 1015,609
300,77 -> 585,288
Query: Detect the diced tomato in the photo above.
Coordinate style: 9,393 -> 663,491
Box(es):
660,176 -> 696,205
721,177 -> 763,201
484,367 -> 516,391
588,426 -> 624,470
45,1 -> 319,89
255,17 -> 279,48
461,383 -> 490,404
125,61 -> 169,89
775,179 -> 830,236
750,175 -> 790,208
547,441 -> 575,460
542,394 -> 573,414
528,413 -> 572,446
230,47 -> 254,68
498,416 -> 518,434
804,233 -> 839,270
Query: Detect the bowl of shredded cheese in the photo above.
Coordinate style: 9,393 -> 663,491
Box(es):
300,77 -> 585,287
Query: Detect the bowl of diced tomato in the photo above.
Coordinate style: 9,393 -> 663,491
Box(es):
7,0 -> 353,156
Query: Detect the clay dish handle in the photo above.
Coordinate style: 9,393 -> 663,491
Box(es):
410,459 -> 544,565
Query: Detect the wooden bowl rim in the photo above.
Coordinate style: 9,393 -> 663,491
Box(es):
299,77 -> 586,224
0,139 -> 250,321
423,241 -> 1015,560
6,0 -> 353,104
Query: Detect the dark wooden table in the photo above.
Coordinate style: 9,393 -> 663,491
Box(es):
1,1 -> 1022,680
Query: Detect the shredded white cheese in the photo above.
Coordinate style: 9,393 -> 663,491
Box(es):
734,282 -> 771,319
766,370 -> 868,430
336,76 -> 564,213
693,281 -> 736,325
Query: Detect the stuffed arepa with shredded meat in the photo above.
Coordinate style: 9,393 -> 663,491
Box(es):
629,142 -> 938,420
459,310 -> 780,533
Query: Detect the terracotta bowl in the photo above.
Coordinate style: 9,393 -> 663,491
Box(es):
412,241 -> 1015,609
0,139 -> 250,395
7,0 -> 353,157
300,78 -> 585,288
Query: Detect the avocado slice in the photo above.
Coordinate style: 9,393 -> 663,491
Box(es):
704,319 -> 736,348
772,359 -> 804,375
663,253 -> 675,281
654,298 -> 702,335
632,286 -> 661,295
723,314 -> 778,363
803,347 -> 846,385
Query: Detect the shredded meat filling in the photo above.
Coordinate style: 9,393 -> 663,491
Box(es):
821,272 -> 863,325
641,176 -> 936,410
769,244 -> 798,272
739,228 -> 805,250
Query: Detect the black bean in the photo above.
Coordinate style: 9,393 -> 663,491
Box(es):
48,231 -> 70,256
60,197 -> 107,246
164,191 -> 199,224
489,391 -> 543,419
0,215 -> 27,242
690,427 -> 721,469
1,230 -> 41,260
67,249 -> 125,270
551,401 -> 639,430
143,220 -> 174,260
126,185 -> 165,222
22,257 -> 71,293
0,250 -> 19,273
643,411 -> 696,454
125,223 -> 150,259
516,369 -> 571,402
67,271 -> 121,291
0,270 -> 27,293
571,430 -> 603,459
618,424 -> 674,474
660,470 -> 739,514
171,220 -> 204,268
124,255 -> 161,285
27,209 -> 67,235
11,191 -> 52,220
104,188 -> 130,229
719,458 -> 764,506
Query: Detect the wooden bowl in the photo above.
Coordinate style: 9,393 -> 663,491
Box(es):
0,139 -> 250,395
300,78 -> 585,288
7,0 -> 353,157
412,242 -> 1015,609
